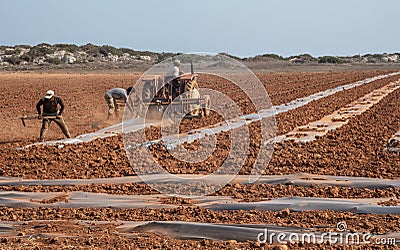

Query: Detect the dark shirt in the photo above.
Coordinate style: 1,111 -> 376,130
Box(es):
36,96 -> 65,116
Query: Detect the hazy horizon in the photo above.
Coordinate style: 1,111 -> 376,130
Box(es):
1,0 -> 399,58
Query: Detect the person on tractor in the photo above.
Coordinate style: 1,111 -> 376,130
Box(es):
36,90 -> 71,142
166,60 -> 185,100
166,59 -> 184,81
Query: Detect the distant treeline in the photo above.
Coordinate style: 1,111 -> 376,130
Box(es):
0,43 -> 399,66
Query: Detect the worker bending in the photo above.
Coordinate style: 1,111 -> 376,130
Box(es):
104,87 -> 134,119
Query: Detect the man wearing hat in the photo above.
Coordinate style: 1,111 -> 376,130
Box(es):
166,59 -> 183,81
36,90 -> 71,142
165,59 -> 184,100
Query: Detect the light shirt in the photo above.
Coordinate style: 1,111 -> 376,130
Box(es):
105,88 -> 128,101
166,65 -> 180,78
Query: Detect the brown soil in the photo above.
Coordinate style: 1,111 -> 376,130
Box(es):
2,71 -> 397,180
1,222 -> 395,250
1,70 -> 399,249
0,208 -> 399,249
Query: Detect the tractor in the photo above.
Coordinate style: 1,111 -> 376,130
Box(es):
141,73 -> 210,119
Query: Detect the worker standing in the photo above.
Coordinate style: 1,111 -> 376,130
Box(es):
104,87 -> 134,119
36,90 -> 71,142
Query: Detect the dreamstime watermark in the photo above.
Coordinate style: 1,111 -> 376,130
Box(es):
122,53 -> 276,197
257,221 -> 396,245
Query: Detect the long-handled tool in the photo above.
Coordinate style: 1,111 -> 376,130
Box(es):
21,115 -> 57,127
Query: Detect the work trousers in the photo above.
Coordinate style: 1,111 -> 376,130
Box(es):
39,116 -> 71,142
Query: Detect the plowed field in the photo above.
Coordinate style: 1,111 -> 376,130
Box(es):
0,70 -> 399,249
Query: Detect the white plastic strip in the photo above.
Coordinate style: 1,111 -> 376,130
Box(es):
143,73 -> 400,148
1,220 -> 398,244
275,80 -> 400,143
1,173 -> 399,189
22,72 -> 400,149
123,221 -> 400,243
0,191 -> 398,215
21,118 -> 162,149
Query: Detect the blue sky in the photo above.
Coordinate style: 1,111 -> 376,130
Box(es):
0,0 -> 398,57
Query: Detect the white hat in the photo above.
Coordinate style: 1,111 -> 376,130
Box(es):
173,59 -> 180,65
44,90 -> 54,99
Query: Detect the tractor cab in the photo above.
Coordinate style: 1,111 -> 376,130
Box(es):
141,73 -> 210,119
167,73 -> 199,101
141,75 -> 164,102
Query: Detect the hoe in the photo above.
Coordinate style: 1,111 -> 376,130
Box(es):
20,115 -> 57,127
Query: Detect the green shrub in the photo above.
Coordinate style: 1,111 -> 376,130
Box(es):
99,45 -> 123,56
54,44 -> 78,53
260,54 -> 285,60
28,45 -> 54,57
318,56 -> 340,64
287,54 -> 316,61
4,49 -> 17,55
81,43 -> 101,56
16,44 -> 31,49
157,52 -> 177,62
20,54 -> 34,62
4,56 -> 23,65
46,57 -> 61,65
120,48 -> 138,56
